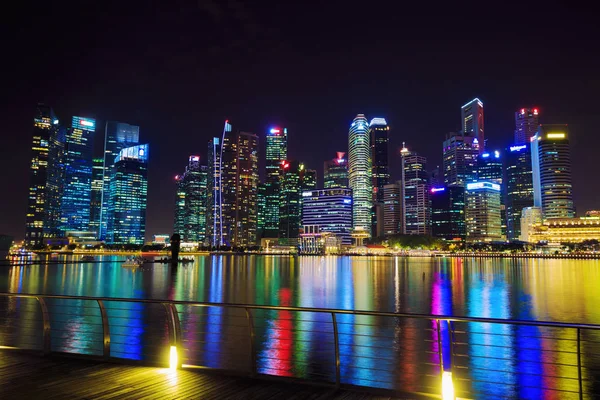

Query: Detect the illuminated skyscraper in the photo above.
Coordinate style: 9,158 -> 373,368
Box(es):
264,127 -> 287,238
25,104 -> 60,247
105,144 -> 148,244
233,131 -> 259,247
279,160 -> 301,245
442,132 -> 479,187
465,181 -> 502,242
370,118 -> 390,202
324,152 -> 348,188
431,186 -> 466,240
531,124 -> 575,219
89,158 -> 104,238
476,150 -> 505,237
514,108 -> 540,145
173,156 -> 208,243
100,121 -> 139,240
220,129 -> 238,245
505,143 -> 534,240
348,114 -> 372,234
383,182 -> 402,235
401,144 -> 430,235
257,183 -> 266,237
461,98 -> 484,154
301,188 -> 353,245
60,117 -> 96,233
45,124 -> 66,239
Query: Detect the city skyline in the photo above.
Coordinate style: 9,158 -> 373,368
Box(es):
2,3 -> 599,240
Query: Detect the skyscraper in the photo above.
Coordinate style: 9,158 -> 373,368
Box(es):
505,143 -> 534,240
25,104 -> 59,247
476,151 -> 502,183
220,129 -> 238,245
370,118 -> 390,202
207,136 -> 223,247
431,186 -> 466,240
465,181 -> 502,242
173,156 -> 208,243
401,145 -> 430,235
279,160 -> 301,245
89,158 -> 104,238
461,98 -> 484,153
100,121 -> 139,240
383,182 -> 402,235
106,144 -> 148,244
514,108 -> 540,145
257,183 -> 266,237
348,114 -> 372,234
233,131 -> 259,247
301,188 -> 353,245
531,124 -> 575,219
45,124 -> 66,239
442,132 -> 479,187
323,152 -> 348,188
264,127 -> 287,238
60,117 -> 96,234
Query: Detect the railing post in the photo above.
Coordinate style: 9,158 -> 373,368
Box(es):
163,303 -> 182,369
36,297 -> 51,355
447,320 -> 454,372
97,299 -> 110,359
577,327 -> 583,400
245,307 -> 256,377
436,319 -> 443,375
331,312 -> 341,389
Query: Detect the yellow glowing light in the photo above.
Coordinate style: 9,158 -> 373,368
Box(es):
547,133 -> 565,139
442,371 -> 455,400
0,345 -> 18,350
169,346 -> 178,370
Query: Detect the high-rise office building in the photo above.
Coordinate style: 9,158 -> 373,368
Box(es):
531,124 -> 575,219
442,132 -> 479,187
264,127 -> 287,238
348,114 -> 372,234
89,158 -> 104,238
257,183 -> 266,237
173,156 -> 208,243
324,152 -> 348,189
514,108 -> 540,145
431,186 -> 466,240
461,98 -> 484,154
300,167 -> 317,192
279,160 -> 302,245
25,104 -> 60,247
370,118 -> 390,202
401,145 -> 430,235
45,124 -> 66,239
233,131 -> 259,247
301,188 -> 353,245
60,117 -> 96,234
105,144 -> 149,244
383,182 -> 402,235
465,181 -> 502,242
220,129 -> 238,245
505,143 -> 534,240
477,151 -> 502,183
100,121 -> 139,240
207,135 -> 223,247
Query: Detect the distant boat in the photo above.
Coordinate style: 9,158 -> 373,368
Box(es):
123,256 -> 144,268
80,255 -> 95,262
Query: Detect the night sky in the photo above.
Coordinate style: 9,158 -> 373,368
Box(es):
2,1 -> 599,240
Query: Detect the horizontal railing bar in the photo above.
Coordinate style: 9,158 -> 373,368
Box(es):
453,341 -> 579,354
453,354 -> 579,368
456,377 -> 580,394
3,292 -> 599,330
457,364 -> 580,380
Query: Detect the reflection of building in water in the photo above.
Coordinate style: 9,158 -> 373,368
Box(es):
526,216 -> 600,244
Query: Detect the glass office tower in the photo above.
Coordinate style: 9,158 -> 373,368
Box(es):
89,158 -> 104,238
348,114 -> 372,234
505,143 -> 534,240
301,188 -> 353,245
324,152 -> 349,189
264,127 -> 287,238
370,118 -> 390,202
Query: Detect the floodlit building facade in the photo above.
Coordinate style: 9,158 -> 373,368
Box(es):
301,188 -> 353,245
264,127 -> 288,238
348,114 -> 372,234
401,145 -> 430,235
527,217 -> 600,244
465,181 -> 502,242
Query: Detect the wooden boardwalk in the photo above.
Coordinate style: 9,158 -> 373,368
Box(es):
0,351 -> 414,400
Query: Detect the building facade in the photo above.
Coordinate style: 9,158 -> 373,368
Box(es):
106,144 -> 149,244
461,98 -> 485,154
519,206 -> 543,242
442,132 -> 479,187
431,186 -> 466,240
401,145 -> 430,235
207,136 -> 223,247
264,127 -> 287,238
383,182 -> 402,236
465,181 -> 502,242
301,188 -> 353,245
173,156 -> 208,243
527,216 -> 600,244
370,118 -> 390,202
514,108 -> 540,145
531,124 -> 575,219
324,152 -> 348,189
348,114 -> 372,234
506,143 -> 534,240
60,117 -> 96,234
89,158 -> 104,238
279,160 -> 301,245
25,104 -> 59,247
233,131 -> 259,247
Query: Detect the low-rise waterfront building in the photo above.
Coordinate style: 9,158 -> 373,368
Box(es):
527,216 -> 600,244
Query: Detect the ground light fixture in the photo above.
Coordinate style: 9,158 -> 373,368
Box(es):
442,371 -> 455,399
170,346 -> 178,370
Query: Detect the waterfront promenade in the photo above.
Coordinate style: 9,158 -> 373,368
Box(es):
1,351 -> 406,400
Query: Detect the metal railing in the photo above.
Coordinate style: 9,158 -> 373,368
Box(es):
1,292 -> 600,398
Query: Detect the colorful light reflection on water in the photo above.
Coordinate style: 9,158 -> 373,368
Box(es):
1,255 -> 600,397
